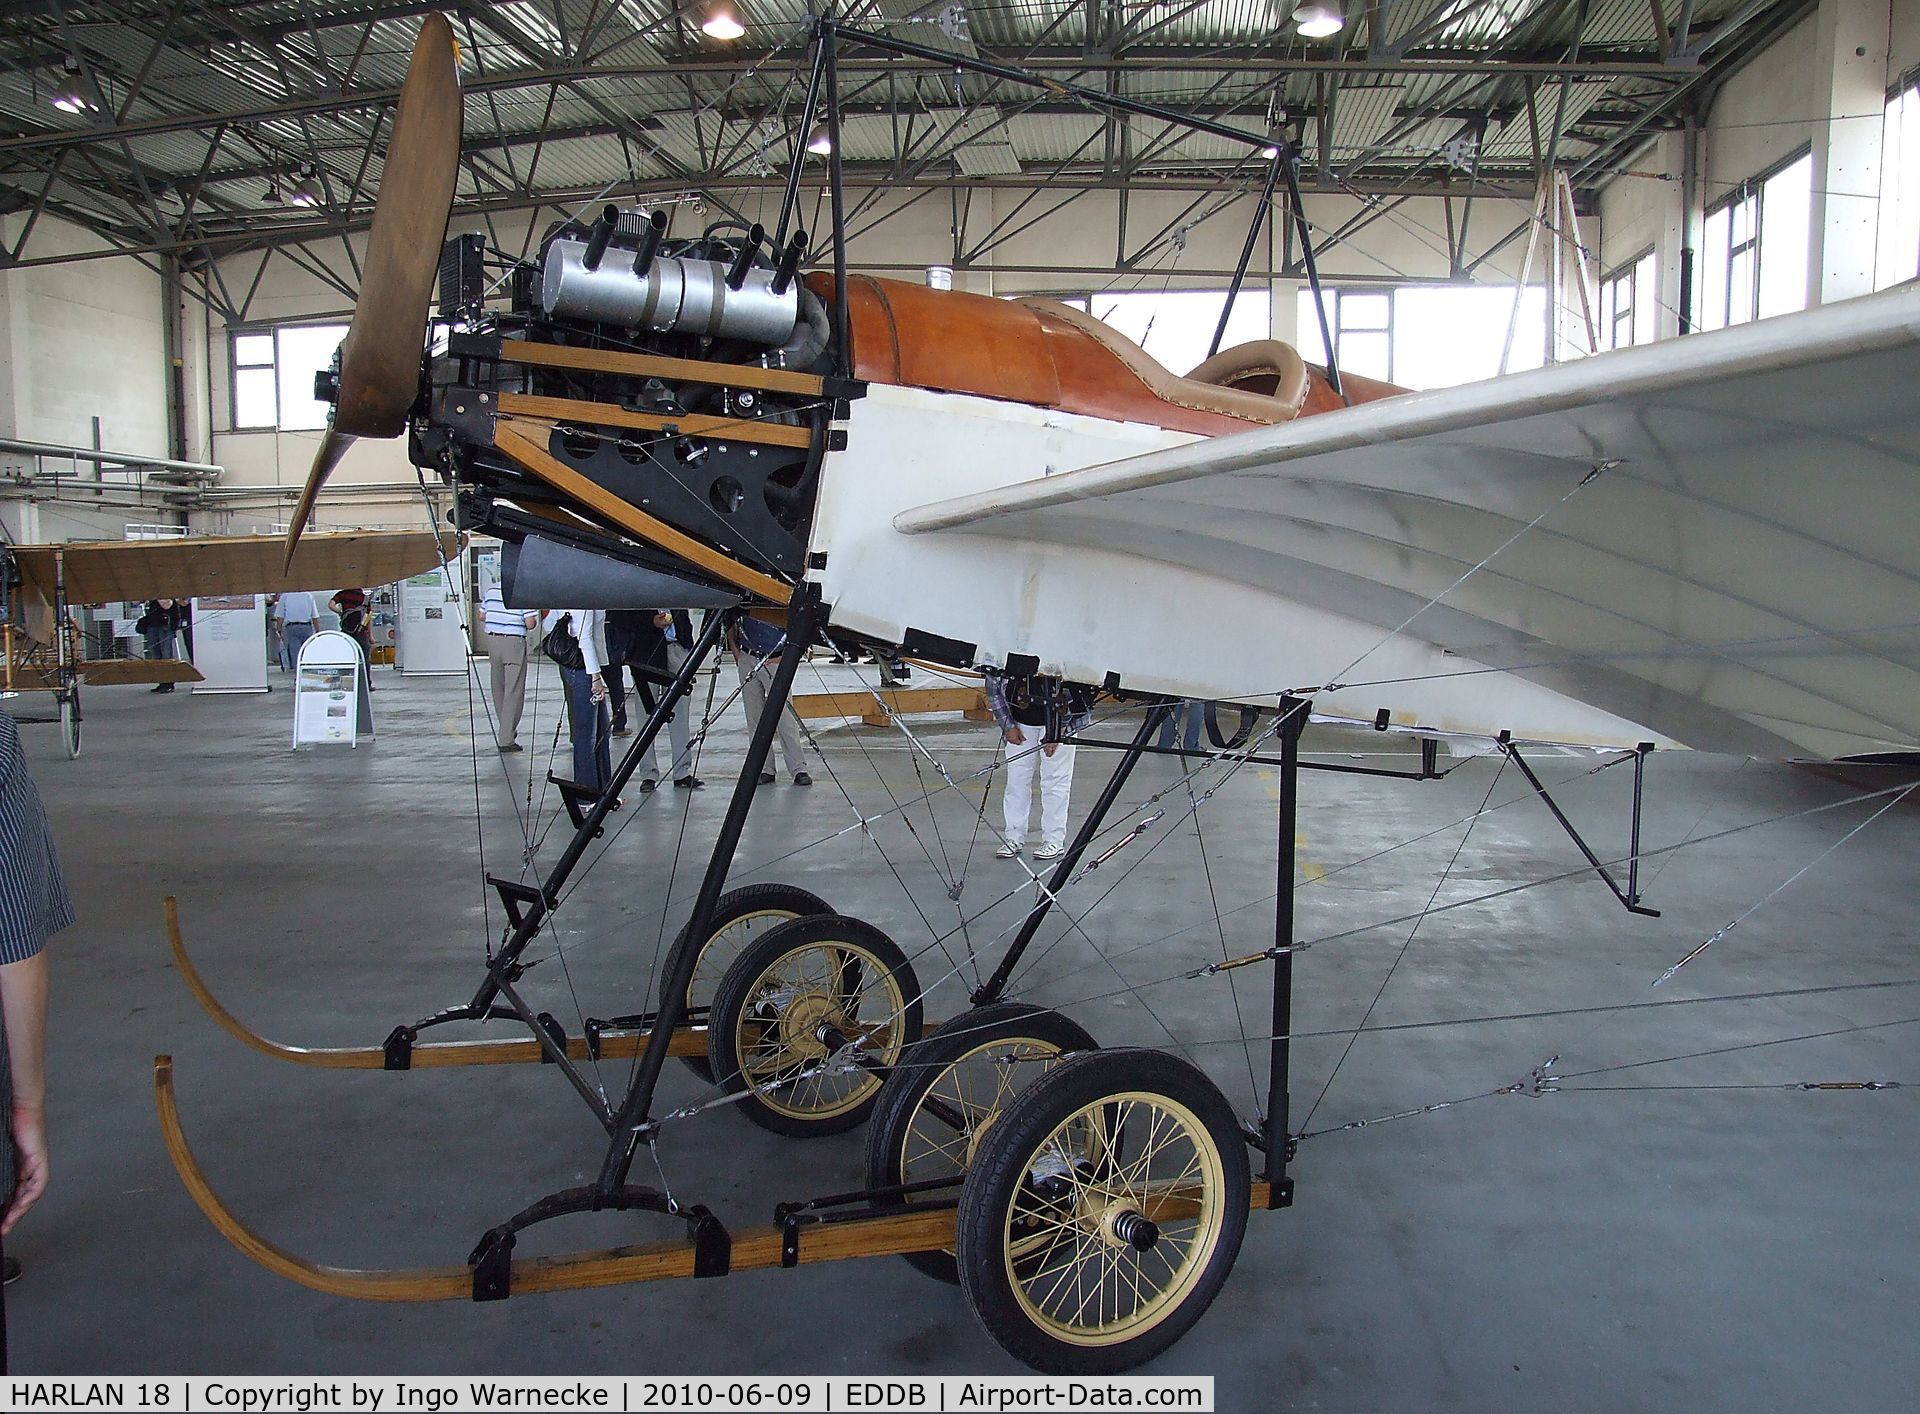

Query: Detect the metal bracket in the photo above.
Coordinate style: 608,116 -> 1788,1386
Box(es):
382,1025 -> 415,1072
779,1210 -> 807,1269
688,1205 -> 731,1277
534,1011 -> 568,1063
470,1227 -> 514,1302
546,773 -> 607,835
487,874 -> 548,930
1500,738 -> 1660,916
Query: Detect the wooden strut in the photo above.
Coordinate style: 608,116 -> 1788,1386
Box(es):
162,897 -> 705,1069
500,339 -> 831,399
494,394 -> 815,451
490,422 -> 794,606
155,1053 -> 1273,1303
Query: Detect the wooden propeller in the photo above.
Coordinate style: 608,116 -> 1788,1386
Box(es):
285,12 -> 461,565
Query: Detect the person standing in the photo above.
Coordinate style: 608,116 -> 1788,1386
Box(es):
606,609 -> 700,790
1157,699 -> 1206,756
329,587 -> 375,687
543,608 -> 611,795
601,610 -> 647,742
730,614 -> 811,786
136,599 -> 180,694
655,609 -> 702,789
273,590 -> 319,671
0,708 -> 71,1367
985,671 -> 1093,862
480,582 -> 536,754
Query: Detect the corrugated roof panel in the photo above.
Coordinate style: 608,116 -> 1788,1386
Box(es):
966,0 -> 1091,50
1479,82 -> 1612,160
1328,80 -> 1406,164
517,132 -> 634,189
1007,112 -> 1108,165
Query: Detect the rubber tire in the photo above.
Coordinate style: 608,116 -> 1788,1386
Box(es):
707,913 -> 923,1137
866,1002 -> 1099,1284
59,693 -> 81,760
659,883 -> 833,1081
955,1048 -> 1250,1375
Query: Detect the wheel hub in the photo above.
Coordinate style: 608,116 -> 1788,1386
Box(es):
773,990 -> 842,1059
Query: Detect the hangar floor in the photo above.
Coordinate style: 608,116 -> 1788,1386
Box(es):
7,657 -> 1918,1408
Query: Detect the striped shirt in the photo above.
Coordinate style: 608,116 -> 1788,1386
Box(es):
0,709 -> 72,1207
481,585 -> 527,637
0,711 -> 71,966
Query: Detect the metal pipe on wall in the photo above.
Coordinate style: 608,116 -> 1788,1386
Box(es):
0,437 -> 223,478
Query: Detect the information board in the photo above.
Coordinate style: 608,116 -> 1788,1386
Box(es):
293,630 -> 374,747
191,594 -> 269,694
396,561 -> 468,675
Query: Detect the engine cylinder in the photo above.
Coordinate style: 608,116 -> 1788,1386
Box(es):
540,237 -> 799,346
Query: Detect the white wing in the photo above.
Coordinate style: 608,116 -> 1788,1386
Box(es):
866,285 -> 1920,760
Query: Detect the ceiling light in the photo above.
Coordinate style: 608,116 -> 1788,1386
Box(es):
698,0 -> 746,41
1261,144 -> 1281,159
50,56 -> 96,114
1292,3 -> 1344,37
263,181 -> 284,205
806,123 -> 833,156
287,166 -> 323,207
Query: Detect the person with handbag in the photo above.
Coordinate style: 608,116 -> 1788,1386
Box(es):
135,599 -> 180,694
328,588 -> 375,687
540,608 -> 612,795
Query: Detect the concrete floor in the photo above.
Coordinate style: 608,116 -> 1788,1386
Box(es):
6,656 -> 1918,1408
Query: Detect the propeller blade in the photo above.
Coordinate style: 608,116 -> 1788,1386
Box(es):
286,428 -> 355,560
285,12 -> 460,565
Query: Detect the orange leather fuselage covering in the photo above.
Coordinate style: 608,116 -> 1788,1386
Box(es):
807,273 -> 1403,436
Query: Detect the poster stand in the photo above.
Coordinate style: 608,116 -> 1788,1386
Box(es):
397,558 -> 468,675
191,595 -> 270,694
293,630 -> 374,748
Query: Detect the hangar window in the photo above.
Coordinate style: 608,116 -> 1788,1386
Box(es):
1088,289 -> 1271,376
1877,80 -> 1920,290
1599,250 -> 1658,350
1295,284 -> 1548,389
1699,150 -> 1812,330
228,322 -> 349,433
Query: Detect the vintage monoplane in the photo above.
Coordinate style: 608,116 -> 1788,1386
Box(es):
2,531 -> 444,757
154,11 -> 1920,1375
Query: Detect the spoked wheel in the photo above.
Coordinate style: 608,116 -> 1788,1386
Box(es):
708,913 -> 923,1137
659,883 -> 833,1081
58,687 -> 82,760
866,1002 -> 1098,1283
956,1049 -> 1250,1374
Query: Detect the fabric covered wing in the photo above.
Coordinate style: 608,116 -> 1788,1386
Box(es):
885,286 -> 1920,760
10,531 -> 447,608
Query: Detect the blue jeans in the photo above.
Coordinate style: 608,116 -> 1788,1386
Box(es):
562,665 -> 612,793
281,621 -> 314,667
1157,699 -> 1205,753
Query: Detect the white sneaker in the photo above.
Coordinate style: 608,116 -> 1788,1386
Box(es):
1033,844 -> 1067,861
995,842 -> 1023,859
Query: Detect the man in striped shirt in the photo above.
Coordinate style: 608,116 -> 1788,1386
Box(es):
0,707 -> 68,1358
480,581 -> 538,753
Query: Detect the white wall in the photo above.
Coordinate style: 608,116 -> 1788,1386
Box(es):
0,214 -> 170,456
0,213 -> 179,543
1597,0 -> 1920,331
